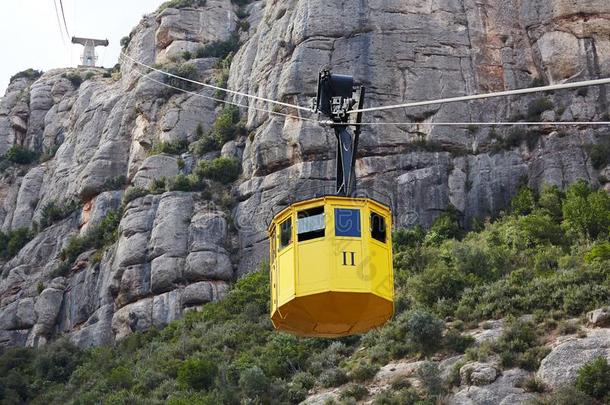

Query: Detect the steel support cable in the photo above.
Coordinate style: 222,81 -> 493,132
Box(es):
120,52 -> 316,114
348,77 -> 610,114
322,121 -> 610,127
58,0 -> 71,38
121,53 -> 610,127
52,0 -> 67,46
123,60 -> 318,123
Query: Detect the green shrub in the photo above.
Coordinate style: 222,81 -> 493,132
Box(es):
101,175 -> 128,191
57,208 -> 123,273
4,145 -> 38,165
319,367 -> 348,388
527,98 -> 554,119
63,73 -> 83,88
405,310 -> 444,353
562,180 -> 610,240
444,329 -> 475,353
522,376 -> 546,393
211,105 -> 242,145
0,228 -> 34,259
165,63 -> 199,92
195,156 -> 240,184
373,388 -> 423,405
417,361 -> 443,397
39,200 -> 80,229
529,386 -> 595,405
585,241 -> 610,263
575,357 -> 610,400
586,142 -> 610,170
150,178 -> 167,194
195,35 -> 240,59
123,187 -> 148,205
538,184 -> 564,220
495,319 -> 547,370
408,263 -> 467,308
511,186 -> 536,216
159,0 -> 206,11
34,339 -> 84,383
150,139 -> 188,156
176,357 -> 217,390
347,360 -> 378,382
239,366 -> 269,398
291,371 -> 315,390
340,383 -> 368,400
10,68 -> 43,83
425,206 -> 462,245
168,174 -> 203,191
191,134 -> 218,155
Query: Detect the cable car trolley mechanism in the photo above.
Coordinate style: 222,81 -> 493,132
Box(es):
268,70 -> 395,337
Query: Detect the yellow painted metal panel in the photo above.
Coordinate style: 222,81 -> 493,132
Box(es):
268,196 -> 395,337
296,239 -> 330,295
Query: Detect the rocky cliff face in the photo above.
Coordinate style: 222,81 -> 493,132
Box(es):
0,0 -> 608,348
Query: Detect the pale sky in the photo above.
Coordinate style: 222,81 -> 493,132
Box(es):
0,0 -> 166,94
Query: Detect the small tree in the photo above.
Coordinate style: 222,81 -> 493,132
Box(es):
511,186 -> 536,216
176,357 -> 217,390
195,157 -> 240,184
575,357 -> 610,400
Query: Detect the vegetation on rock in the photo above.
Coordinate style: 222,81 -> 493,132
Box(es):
0,180 -> 608,403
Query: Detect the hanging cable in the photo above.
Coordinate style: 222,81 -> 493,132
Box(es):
121,54 -> 610,128
123,58 -> 318,123
120,52 -> 316,114
321,120 -> 610,127
52,0 -> 67,46
58,0 -> 71,39
349,77 -> 610,114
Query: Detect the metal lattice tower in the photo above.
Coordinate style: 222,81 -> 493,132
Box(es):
71,37 -> 109,67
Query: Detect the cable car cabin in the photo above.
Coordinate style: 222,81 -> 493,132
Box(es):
269,196 -> 394,338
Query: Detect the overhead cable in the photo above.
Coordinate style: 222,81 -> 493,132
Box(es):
121,54 -> 610,128
322,121 -> 610,127
120,52 -> 315,114
349,77 -> 610,114
58,0 -> 71,38
123,60 -> 317,123
52,0 -> 67,46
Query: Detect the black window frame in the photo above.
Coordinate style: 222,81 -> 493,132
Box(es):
370,211 -> 387,243
279,217 -> 292,249
297,206 -> 325,242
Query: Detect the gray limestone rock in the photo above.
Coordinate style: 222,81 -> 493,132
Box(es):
587,307 -> 610,327
132,155 -> 180,189
537,329 -> 610,389
184,250 -> 233,282
150,255 -> 184,294
450,368 -> 534,405
460,362 -> 499,386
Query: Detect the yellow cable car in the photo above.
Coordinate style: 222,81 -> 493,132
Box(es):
269,196 -> 394,337
268,70 -> 394,337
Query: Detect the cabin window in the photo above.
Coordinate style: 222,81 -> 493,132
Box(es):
370,212 -> 386,243
297,206 -> 325,241
335,208 -> 361,237
280,218 -> 292,249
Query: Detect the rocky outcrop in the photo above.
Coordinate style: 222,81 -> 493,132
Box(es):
537,329 -> 610,389
0,0 -> 608,347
